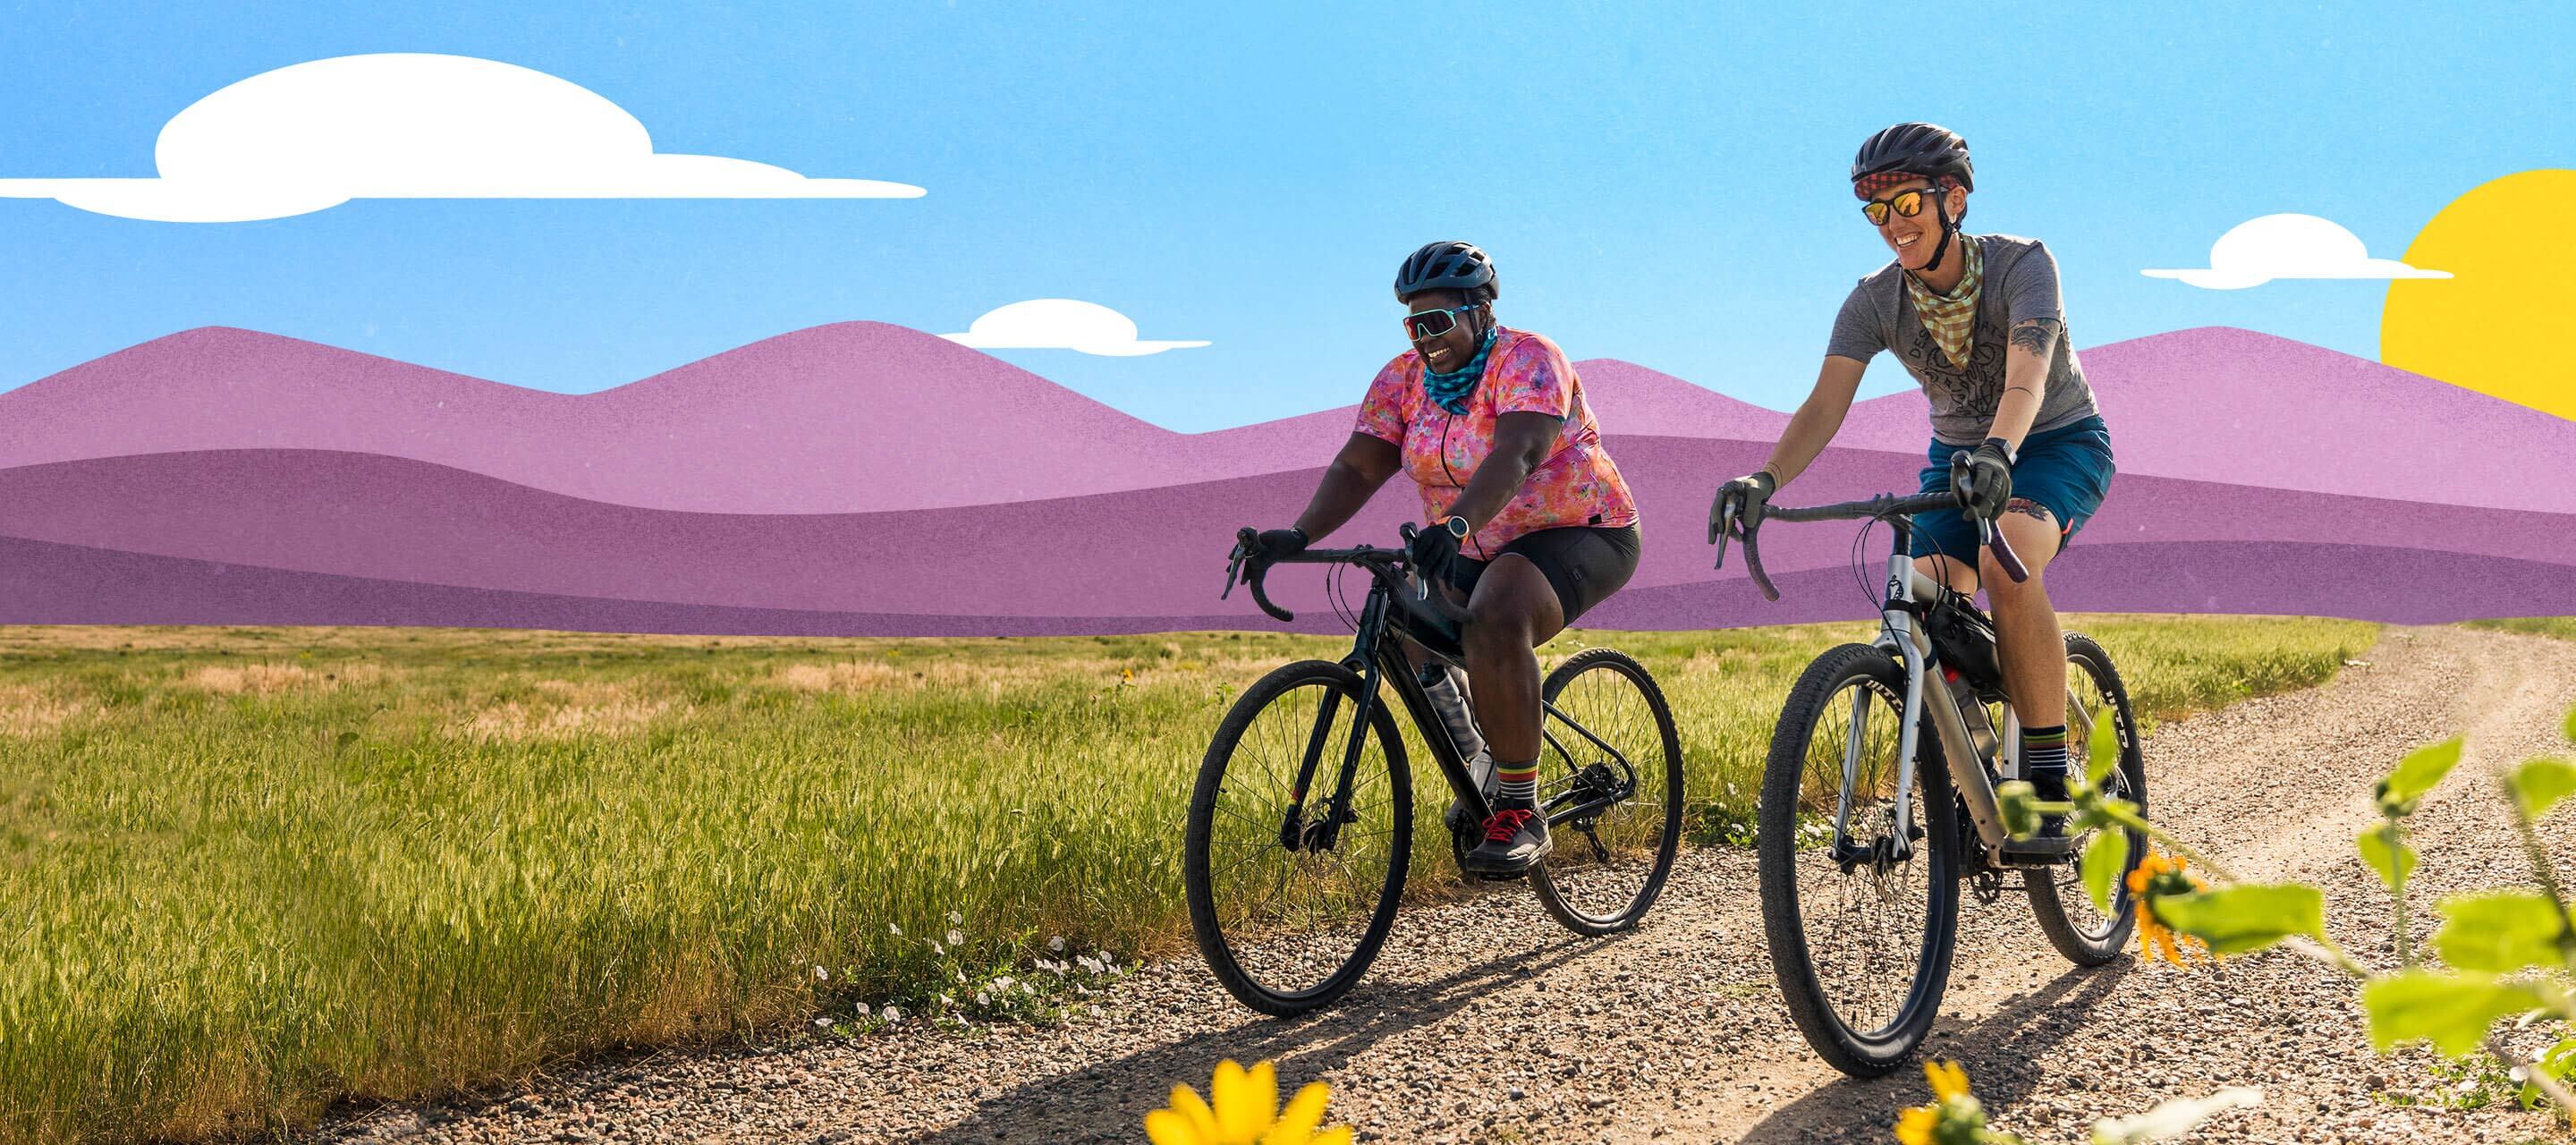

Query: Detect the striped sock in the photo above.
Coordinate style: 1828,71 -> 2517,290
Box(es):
2021,724 -> 2070,793
1495,760 -> 1541,810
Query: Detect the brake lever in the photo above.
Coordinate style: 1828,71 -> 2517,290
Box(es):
1979,518 -> 2030,583
1222,527 -> 1257,600
1951,455 -> 2031,584
1396,522 -> 1430,601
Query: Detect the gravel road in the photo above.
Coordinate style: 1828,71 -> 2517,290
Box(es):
307,623 -> 2576,1144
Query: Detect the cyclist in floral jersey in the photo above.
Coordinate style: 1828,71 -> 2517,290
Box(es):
1241,242 -> 1641,877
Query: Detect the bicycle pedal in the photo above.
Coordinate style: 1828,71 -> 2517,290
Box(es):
1996,835 -> 2080,865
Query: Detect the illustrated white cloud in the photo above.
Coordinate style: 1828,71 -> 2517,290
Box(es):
2142,213 -> 2449,290
0,54 -> 924,223
940,300 -> 1211,357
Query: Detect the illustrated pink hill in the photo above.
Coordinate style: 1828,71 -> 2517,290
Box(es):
4,444 -> 2572,630
0,327 -> 1792,513
21,323 -> 2561,519
1828,327 -> 2576,513
5,321 -> 2573,635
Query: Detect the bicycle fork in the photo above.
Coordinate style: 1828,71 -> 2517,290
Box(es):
1277,586 -> 1446,854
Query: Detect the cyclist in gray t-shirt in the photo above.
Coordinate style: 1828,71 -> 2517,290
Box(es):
1708,123 -> 2119,836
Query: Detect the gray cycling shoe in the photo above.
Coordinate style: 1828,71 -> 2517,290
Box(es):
1462,807 -> 1552,877
1442,751 -> 1496,835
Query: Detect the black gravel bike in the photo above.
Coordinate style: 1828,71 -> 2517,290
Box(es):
1183,525 -> 1684,1016
1715,455 -> 2148,1077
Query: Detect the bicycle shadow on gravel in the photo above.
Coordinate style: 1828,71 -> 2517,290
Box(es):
901,930 -> 1612,1144
1733,959 -> 2139,1145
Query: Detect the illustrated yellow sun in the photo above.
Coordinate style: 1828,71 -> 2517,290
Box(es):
2381,169 -> 2576,420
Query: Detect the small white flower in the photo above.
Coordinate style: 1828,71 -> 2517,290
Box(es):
855,1003 -> 872,1021
993,976 -> 1015,990
888,923 -> 902,937
813,1017 -> 833,1028
946,929 -> 963,947
1021,982 -> 1036,996
813,965 -> 828,981
1048,936 -> 1066,953
938,992 -> 955,1006
975,991 -> 990,1006
946,911 -> 963,925
882,1006 -> 901,1022
954,970 -> 968,984
1077,955 -> 1103,974
930,940 -> 945,955
1089,1005 -> 1104,1017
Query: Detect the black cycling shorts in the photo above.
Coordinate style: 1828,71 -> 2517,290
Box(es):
1447,523 -> 1641,626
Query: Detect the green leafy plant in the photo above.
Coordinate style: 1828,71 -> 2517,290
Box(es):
1999,708 -> 2576,1125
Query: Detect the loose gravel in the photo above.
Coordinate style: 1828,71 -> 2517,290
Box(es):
300,624 -> 2576,1144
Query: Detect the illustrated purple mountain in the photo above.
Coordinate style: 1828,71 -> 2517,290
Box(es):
1,323 -> 2570,634
12,324 -> 2563,515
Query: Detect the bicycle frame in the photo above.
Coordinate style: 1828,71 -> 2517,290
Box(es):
1236,548 -> 1640,855
1724,460 -> 2085,869
1853,518 -> 2083,866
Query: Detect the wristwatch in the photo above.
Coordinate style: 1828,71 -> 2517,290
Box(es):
1441,515 -> 1471,540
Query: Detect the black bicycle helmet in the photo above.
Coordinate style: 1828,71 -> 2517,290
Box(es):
1850,122 -> 1974,193
1394,241 -> 1499,301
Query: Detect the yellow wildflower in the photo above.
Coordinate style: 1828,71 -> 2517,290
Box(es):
1145,1059 -> 1352,1145
2125,850 -> 2211,965
1894,1059 -> 1987,1145
1894,1104 -> 1937,1145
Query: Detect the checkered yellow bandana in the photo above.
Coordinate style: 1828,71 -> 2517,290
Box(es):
1903,233 -> 1982,369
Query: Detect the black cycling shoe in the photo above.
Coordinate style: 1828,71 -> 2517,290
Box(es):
2028,767 -> 2072,839
1462,807 -> 1552,877
1442,751 -> 1497,835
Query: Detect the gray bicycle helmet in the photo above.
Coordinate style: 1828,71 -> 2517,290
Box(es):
1394,241 -> 1499,301
1851,122 -> 1974,192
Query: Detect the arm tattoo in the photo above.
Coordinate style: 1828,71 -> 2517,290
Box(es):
2009,318 -> 2062,358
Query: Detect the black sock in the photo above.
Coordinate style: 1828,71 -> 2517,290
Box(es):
1494,760 -> 1539,812
2022,724 -> 2070,794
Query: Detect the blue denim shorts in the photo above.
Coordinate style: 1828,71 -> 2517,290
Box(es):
1911,414 -> 2115,564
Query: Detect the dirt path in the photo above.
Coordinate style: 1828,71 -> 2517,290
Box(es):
310,624 -> 2576,1145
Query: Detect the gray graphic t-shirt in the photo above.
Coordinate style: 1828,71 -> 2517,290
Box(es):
1826,233 -> 2102,446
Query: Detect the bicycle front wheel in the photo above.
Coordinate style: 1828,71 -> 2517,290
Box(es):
1757,642 -> 1960,1078
1184,659 -> 1412,1016
1528,648 -> 1685,935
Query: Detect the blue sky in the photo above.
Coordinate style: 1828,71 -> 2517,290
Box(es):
1,2 -> 2565,430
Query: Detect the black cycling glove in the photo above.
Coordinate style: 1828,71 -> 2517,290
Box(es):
1409,522 -> 1463,586
1249,527 -> 1309,563
1708,471 -> 1778,542
1954,438 -> 2015,520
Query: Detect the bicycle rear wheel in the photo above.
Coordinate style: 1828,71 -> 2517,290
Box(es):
2026,632 -> 2148,965
1528,648 -> 1685,935
1184,659 -> 1412,1016
1757,643 -> 1959,1078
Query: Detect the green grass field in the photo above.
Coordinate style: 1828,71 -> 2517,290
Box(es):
2466,616 -> 2576,641
0,616 -> 2377,1143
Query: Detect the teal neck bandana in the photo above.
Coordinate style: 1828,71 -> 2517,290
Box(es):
1421,326 -> 1500,415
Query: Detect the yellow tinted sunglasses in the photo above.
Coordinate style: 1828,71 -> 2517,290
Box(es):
1860,187 -> 1943,226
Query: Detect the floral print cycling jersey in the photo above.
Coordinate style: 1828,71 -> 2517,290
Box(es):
1352,327 -> 1639,559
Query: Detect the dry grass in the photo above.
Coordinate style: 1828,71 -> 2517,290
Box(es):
0,686 -> 81,737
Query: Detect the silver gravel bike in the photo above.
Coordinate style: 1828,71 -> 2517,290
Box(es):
1715,454 -> 2148,1077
